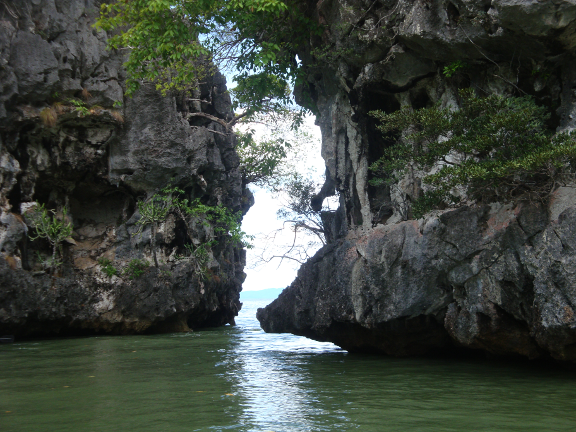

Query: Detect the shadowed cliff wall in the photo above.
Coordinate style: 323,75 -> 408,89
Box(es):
0,0 -> 251,337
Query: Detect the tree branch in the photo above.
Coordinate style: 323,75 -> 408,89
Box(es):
185,112 -> 230,130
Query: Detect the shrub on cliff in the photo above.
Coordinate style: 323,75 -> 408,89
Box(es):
28,204 -> 73,274
370,89 -> 576,218
134,186 -> 250,274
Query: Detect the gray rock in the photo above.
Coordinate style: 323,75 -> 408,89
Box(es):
493,0 -> 576,37
259,201 -> 576,361
260,0 -> 576,362
10,31 -> 58,101
0,0 -> 250,337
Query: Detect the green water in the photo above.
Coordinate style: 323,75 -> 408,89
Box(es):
2,300 -> 576,431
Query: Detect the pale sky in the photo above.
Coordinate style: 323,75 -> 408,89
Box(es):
241,115 -> 326,291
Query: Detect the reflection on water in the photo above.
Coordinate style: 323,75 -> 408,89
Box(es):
225,307 -> 342,432
1,300 -> 576,432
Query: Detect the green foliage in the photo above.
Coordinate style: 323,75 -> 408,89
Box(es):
123,259 -> 150,279
97,257 -> 118,277
411,190 -> 459,219
95,0 -> 320,122
236,130 -> 290,186
34,252 -> 62,273
135,196 -> 171,234
96,0 -> 317,96
443,60 -> 466,77
133,185 -> 250,271
96,0 -> 211,96
134,191 -> 173,267
28,204 -> 74,273
369,88 -> 576,216
161,186 -> 250,247
39,97 -> 115,128
310,45 -> 355,68
183,242 -> 212,278
231,72 -> 298,123
277,174 -> 325,244
68,98 -> 90,116
236,123 -> 318,190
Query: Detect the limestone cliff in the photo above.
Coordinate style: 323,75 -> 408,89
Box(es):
0,0 -> 250,336
258,0 -> 576,361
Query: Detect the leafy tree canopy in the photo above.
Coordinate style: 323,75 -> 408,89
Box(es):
95,0 -> 319,122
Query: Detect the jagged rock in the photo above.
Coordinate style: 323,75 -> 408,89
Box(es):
260,0 -> 576,361
0,0 -> 250,337
259,198 -> 576,361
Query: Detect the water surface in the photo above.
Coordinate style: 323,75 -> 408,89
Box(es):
1,300 -> 576,431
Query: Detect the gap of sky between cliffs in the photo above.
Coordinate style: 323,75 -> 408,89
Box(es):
240,114 -> 330,292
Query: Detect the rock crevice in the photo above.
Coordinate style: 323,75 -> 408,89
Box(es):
0,0 -> 250,337
259,0 -> 576,362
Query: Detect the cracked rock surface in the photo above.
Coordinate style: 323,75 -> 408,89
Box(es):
259,0 -> 576,361
0,0 -> 250,337
259,191 -> 576,361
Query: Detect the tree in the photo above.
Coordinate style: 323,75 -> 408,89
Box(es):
276,174 -> 326,247
369,89 -> 576,218
95,0 -> 319,127
236,130 -> 290,186
236,118 -> 336,266
250,173 -> 337,267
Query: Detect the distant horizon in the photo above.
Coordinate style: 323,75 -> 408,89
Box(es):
242,286 -> 284,292
240,287 -> 284,301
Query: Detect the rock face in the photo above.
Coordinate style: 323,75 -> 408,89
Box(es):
0,1 -> 250,336
258,0 -> 576,361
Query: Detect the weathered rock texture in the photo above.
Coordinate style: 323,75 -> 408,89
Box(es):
0,0 -> 250,336
258,0 -> 576,361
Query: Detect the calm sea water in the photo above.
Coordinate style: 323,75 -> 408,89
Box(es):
1,299 -> 576,431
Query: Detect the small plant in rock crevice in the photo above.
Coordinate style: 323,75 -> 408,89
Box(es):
39,98 -> 123,128
133,194 -> 171,267
68,98 -> 90,116
123,259 -> 150,279
183,241 -> 213,279
28,204 -> 74,274
97,257 -> 118,277
133,186 -> 250,279
443,60 -> 466,77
